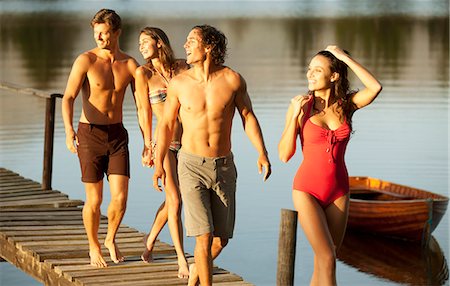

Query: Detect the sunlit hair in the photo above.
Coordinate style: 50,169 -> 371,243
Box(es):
193,25 -> 227,65
140,27 -> 176,73
315,50 -> 356,125
91,9 -> 121,32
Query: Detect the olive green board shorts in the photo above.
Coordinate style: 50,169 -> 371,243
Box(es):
177,150 -> 237,238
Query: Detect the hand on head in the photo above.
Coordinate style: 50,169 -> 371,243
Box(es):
325,45 -> 348,61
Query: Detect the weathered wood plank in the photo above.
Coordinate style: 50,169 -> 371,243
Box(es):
0,200 -> 84,209
0,192 -> 69,202
0,189 -> 64,198
0,184 -> 43,192
0,207 -> 82,213
0,210 -> 83,217
0,223 -> 128,231
8,232 -> 141,243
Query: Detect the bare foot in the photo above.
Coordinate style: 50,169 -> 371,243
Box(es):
89,249 -> 107,268
104,241 -> 124,264
187,263 -> 199,286
141,233 -> 154,263
178,257 -> 189,279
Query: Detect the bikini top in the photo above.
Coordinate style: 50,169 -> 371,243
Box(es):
300,98 -> 351,163
148,67 -> 171,105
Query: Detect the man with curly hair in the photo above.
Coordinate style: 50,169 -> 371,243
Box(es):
153,25 -> 272,285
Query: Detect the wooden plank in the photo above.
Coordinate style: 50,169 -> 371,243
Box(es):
0,192 -> 68,201
0,218 -> 99,226
0,214 -> 83,221
0,207 -> 82,213
0,189 -> 63,198
0,171 -> 21,177
46,254 -> 178,270
0,210 -> 82,217
8,231 -> 141,242
0,184 -> 43,192
19,236 -> 145,248
36,248 -> 176,262
2,227 -> 138,237
0,223 -> 128,231
0,180 -> 39,187
31,243 -> 173,255
0,200 -> 84,209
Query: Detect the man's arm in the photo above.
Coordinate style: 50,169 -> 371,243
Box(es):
61,54 -> 90,153
235,74 -> 272,181
152,77 -> 181,191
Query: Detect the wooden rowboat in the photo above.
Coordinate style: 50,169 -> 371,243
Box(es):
348,176 -> 449,241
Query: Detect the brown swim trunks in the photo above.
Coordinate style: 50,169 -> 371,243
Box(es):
76,122 -> 130,183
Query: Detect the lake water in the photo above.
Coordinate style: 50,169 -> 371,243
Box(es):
0,1 -> 449,285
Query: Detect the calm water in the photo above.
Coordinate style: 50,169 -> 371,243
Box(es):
0,1 -> 449,285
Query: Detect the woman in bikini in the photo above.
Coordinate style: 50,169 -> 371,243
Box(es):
278,45 -> 382,285
135,27 -> 189,278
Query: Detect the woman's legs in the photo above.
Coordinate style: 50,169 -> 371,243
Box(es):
293,190 -> 347,286
325,194 -> 349,252
163,151 -> 189,277
141,201 -> 168,262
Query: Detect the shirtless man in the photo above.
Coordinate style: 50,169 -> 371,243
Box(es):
62,9 -> 139,268
153,25 -> 272,286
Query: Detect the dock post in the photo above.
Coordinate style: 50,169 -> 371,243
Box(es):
42,93 -> 62,190
277,208 -> 298,286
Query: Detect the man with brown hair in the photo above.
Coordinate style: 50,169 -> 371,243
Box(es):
62,9 -> 139,268
153,25 -> 272,286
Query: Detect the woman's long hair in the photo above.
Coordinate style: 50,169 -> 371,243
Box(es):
316,50 -> 356,127
140,27 -> 176,74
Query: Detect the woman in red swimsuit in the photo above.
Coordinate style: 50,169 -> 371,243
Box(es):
278,45 -> 382,285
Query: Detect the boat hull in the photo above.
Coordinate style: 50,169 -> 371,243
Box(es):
348,177 -> 448,241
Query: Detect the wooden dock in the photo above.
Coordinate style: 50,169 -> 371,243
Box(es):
0,167 -> 253,286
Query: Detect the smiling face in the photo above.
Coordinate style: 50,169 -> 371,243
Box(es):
139,33 -> 159,61
93,23 -> 119,50
307,55 -> 336,92
183,29 -> 207,65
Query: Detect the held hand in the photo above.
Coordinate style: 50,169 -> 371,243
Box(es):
257,154 -> 272,182
65,131 -> 78,154
141,146 -> 154,168
152,165 -> 166,192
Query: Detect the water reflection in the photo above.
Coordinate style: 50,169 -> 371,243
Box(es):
1,14 -> 448,91
338,231 -> 449,285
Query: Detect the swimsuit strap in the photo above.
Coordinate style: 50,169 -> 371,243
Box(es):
154,67 -> 171,85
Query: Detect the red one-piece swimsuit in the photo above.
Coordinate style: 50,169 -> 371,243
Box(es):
293,99 -> 352,208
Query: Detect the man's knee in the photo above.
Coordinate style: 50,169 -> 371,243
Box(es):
196,233 -> 213,249
213,237 -> 228,250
